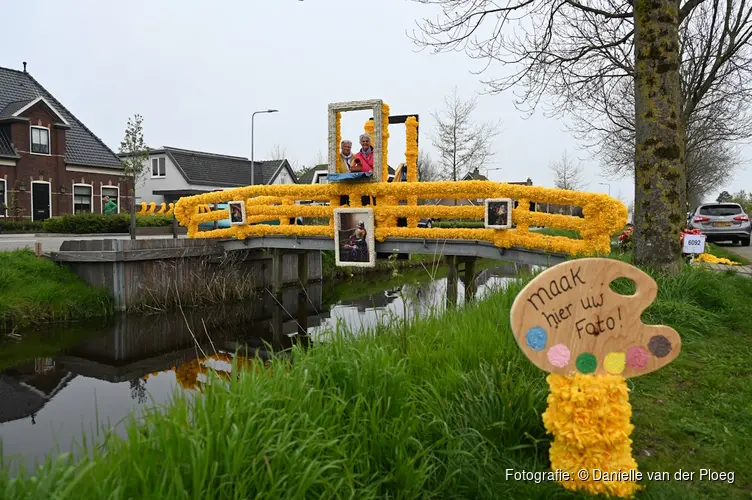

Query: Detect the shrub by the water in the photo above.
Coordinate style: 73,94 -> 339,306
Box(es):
42,213 -> 174,233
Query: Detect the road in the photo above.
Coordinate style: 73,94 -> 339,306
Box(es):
716,242 -> 752,262
0,234 -> 187,254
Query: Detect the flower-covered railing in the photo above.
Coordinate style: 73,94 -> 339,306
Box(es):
173,182 -> 627,256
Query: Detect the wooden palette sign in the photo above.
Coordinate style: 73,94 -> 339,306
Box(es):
510,258 -> 681,378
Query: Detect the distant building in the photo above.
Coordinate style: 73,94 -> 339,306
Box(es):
0,64 -> 125,220
118,146 -> 298,204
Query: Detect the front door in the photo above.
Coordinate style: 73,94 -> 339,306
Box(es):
31,182 -> 51,221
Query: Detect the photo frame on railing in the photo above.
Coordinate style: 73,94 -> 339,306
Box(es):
333,208 -> 376,268
485,198 -> 513,229
227,201 -> 246,226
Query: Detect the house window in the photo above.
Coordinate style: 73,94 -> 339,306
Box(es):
101,186 -> 119,213
73,184 -> 93,214
151,157 -> 166,178
30,126 -> 50,155
0,179 -> 5,216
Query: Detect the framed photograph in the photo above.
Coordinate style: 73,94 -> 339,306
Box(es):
227,200 -> 246,225
485,198 -> 513,229
334,208 -> 376,268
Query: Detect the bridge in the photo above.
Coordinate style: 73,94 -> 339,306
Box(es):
169,98 -> 625,261
139,99 -> 627,305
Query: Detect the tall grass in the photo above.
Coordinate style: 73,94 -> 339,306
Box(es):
0,250 -> 112,330
1,262 -> 750,498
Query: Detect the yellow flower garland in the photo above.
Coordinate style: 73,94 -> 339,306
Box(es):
543,374 -> 641,498
694,253 -> 739,265
335,112 -> 343,173
173,180 -> 626,254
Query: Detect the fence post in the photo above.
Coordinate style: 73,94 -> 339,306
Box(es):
172,214 -> 178,239
34,241 -> 42,256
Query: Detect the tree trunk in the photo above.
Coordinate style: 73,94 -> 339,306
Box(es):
633,0 -> 686,273
130,187 -> 137,240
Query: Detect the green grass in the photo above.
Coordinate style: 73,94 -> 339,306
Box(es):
706,243 -> 751,264
1,259 -> 750,498
0,250 -> 113,330
533,227 -> 582,239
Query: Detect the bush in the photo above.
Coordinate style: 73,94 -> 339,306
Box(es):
0,219 -> 44,233
42,213 -> 174,234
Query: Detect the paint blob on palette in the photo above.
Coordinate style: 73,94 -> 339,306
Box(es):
509,258 -> 681,378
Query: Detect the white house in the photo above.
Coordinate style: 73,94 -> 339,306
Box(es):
119,146 -> 298,205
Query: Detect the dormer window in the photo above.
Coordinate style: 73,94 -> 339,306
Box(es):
30,126 -> 50,155
151,157 -> 166,178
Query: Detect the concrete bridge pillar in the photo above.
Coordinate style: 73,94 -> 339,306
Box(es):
446,255 -> 458,307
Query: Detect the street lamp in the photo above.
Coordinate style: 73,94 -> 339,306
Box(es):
251,109 -> 279,186
599,182 -> 611,196
485,167 -> 503,179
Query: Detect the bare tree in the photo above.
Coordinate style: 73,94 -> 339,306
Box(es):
119,114 -> 150,240
431,87 -> 500,182
310,150 -> 326,166
549,152 -> 586,215
268,144 -> 287,160
550,152 -> 586,191
416,151 -> 442,182
409,0 -> 745,271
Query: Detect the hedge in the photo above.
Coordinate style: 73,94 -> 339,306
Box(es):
42,213 -> 174,234
0,219 -> 44,233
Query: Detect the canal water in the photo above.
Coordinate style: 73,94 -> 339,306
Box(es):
0,261 -> 531,472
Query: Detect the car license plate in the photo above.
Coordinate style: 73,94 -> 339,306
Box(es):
715,221 -> 732,227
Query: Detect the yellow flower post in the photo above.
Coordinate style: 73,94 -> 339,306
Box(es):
510,258 -> 682,498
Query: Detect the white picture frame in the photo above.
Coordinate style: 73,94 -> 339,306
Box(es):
228,201 -> 246,225
485,198 -> 513,229
334,207 -> 376,268
327,99 -> 383,182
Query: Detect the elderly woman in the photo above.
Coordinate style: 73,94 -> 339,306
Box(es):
352,134 -> 374,173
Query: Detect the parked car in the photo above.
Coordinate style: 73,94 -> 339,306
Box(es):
418,218 -> 433,228
687,203 -> 751,246
198,203 -> 302,231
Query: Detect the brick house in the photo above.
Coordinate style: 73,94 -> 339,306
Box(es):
0,64 -> 126,221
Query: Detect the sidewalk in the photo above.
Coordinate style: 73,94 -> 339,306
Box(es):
693,262 -> 752,277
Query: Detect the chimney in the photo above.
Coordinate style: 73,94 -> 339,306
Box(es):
22,61 -> 27,73
473,167 -> 479,176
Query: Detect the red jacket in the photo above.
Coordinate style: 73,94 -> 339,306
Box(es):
353,148 -> 374,173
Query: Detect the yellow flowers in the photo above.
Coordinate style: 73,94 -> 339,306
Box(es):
136,201 -> 175,216
543,374 -> 641,498
694,253 -> 739,265
173,180 -> 626,255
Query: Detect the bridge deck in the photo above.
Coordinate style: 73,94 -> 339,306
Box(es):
221,236 -> 567,267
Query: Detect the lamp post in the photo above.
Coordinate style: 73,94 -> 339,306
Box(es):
599,182 -> 611,196
485,167 -> 503,179
251,109 -> 279,186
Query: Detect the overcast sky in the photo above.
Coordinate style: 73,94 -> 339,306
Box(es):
5,0 -> 750,205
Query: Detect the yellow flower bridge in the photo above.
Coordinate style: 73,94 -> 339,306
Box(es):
160,99 -> 627,265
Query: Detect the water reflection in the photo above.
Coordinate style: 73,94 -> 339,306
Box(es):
0,262 -> 531,471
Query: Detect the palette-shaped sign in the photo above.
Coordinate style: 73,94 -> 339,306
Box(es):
510,258 -> 681,378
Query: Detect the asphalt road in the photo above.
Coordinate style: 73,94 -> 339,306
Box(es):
0,234 -> 187,254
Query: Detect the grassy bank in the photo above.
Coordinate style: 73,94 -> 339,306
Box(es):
707,243 -> 750,264
2,259 -> 749,499
0,250 -> 113,330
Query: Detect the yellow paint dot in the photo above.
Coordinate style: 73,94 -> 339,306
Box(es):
604,352 -> 626,375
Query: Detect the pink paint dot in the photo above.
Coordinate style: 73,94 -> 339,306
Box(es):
547,344 -> 571,368
626,346 -> 650,369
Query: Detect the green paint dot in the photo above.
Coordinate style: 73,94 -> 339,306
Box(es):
576,353 -> 598,374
